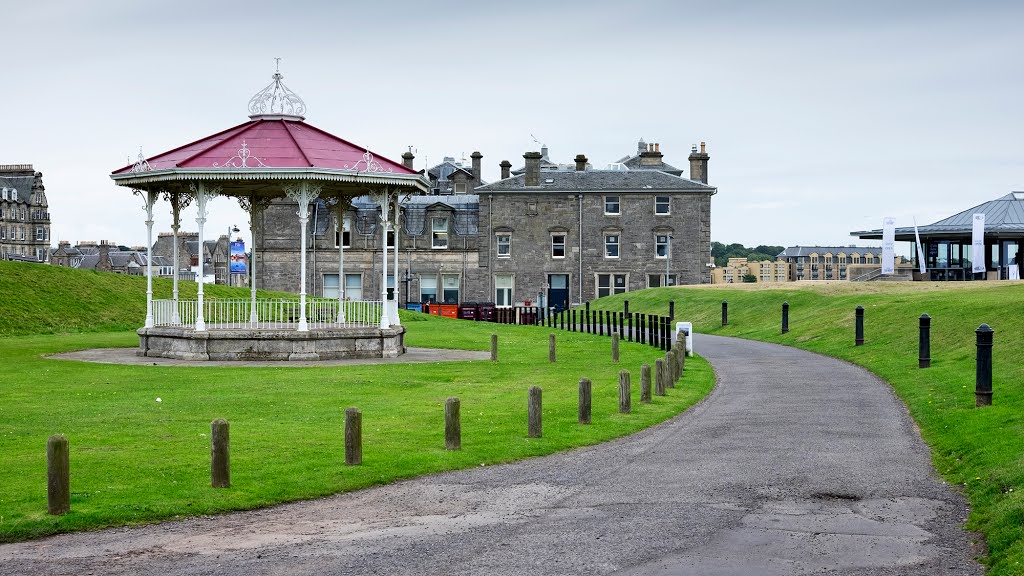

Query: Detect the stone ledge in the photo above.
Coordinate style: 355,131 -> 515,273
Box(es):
138,326 -> 406,361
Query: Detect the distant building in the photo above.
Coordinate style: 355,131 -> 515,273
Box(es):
777,246 -> 889,281
0,164 -> 51,262
712,257 -> 791,284
49,240 -> 157,275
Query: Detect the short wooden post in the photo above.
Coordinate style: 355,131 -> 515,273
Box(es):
211,418 -> 230,488
528,386 -> 543,438
47,434 -> 70,515
679,342 -> 686,374
618,370 -> 631,414
578,378 -> 592,424
611,333 -> 620,363
655,359 -> 666,396
345,407 -> 362,465
549,333 -> 556,363
490,333 -> 498,362
445,397 -> 461,450
640,364 -> 652,403
663,348 -> 671,387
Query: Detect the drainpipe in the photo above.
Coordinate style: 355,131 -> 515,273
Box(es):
578,193 -> 584,304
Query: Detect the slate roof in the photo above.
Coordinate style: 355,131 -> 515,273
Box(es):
778,245 -> 882,258
477,170 -> 715,193
852,192 -> 1024,240
617,154 -> 684,176
0,175 -> 34,202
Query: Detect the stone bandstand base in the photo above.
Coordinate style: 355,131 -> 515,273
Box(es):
138,325 -> 406,361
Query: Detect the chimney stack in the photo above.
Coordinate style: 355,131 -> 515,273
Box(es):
574,154 -> 588,171
98,241 -> 112,272
639,142 -> 664,166
401,148 -> 415,170
524,152 -> 543,186
499,160 -> 512,180
689,141 -> 710,184
470,151 -> 483,184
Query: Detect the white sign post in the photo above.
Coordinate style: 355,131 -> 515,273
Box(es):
881,217 -> 896,275
972,213 -> 986,274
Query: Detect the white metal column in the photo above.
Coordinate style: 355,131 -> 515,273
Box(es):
170,194 -> 183,324
142,190 -> 158,328
336,211 -> 346,323
392,194 -> 401,326
377,188 -> 390,329
190,183 -> 220,332
284,182 -> 321,332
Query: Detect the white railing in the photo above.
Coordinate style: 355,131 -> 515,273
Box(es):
152,298 -> 384,330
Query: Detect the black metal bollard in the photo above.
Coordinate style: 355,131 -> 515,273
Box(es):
624,300 -> 629,315
919,313 -> 931,368
975,324 -> 993,407
782,302 -> 789,334
855,305 -> 864,346
585,302 -> 591,334
722,300 -> 728,326
669,300 -> 675,320
627,313 -> 633,342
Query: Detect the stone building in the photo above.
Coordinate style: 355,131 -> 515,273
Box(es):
712,258 -> 792,284
254,140 -> 715,308
776,246 -> 888,281
0,164 -> 51,262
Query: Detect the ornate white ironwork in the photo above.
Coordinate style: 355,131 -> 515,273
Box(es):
213,141 -> 268,169
130,147 -> 152,173
344,151 -> 393,174
248,60 -> 307,119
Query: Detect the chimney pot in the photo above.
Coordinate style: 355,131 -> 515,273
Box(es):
700,141 -> 706,153
523,152 -> 543,186
499,160 -> 512,180
401,149 -> 415,170
655,143 -> 660,152
574,154 -> 588,171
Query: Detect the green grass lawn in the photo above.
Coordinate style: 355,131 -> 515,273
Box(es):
591,281 -> 1024,576
0,262 -> 712,542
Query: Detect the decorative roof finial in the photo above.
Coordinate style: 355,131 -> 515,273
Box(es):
248,59 -> 307,120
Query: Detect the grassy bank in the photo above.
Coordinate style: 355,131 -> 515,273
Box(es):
592,281 -> 1024,575
0,261 -> 712,541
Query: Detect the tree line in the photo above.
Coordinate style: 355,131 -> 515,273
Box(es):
711,242 -> 784,267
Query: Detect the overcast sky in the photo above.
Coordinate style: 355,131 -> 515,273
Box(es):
3,0 -> 1021,253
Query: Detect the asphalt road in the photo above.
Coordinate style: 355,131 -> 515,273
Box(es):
0,334 -> 983,575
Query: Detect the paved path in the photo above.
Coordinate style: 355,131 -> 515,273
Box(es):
1,335 -> 982,575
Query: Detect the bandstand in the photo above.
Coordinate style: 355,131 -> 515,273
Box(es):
111,66 -> 429,360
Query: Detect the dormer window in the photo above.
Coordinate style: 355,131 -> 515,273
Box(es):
432,217 -> 449,249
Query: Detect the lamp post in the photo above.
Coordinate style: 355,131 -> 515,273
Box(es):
226,225 -> 239,286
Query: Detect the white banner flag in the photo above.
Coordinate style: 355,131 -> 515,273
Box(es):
881,217 -> 896,275
913,217 -> 926,275
972,213 -> 986,273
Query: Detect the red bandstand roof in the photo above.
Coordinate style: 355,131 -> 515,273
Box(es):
111,118 -> 416,175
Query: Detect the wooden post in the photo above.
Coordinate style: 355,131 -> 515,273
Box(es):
618,370 -> 631,414
47,434 -> 70,515
655,359 -> 666,396
663,348 -> 671,387
445,397 -> 461,450
578,377 -> 592,424
528,386 -> 543,438
211,418 -> 230,488
548,333 -> 557,362
611,333 -> 620,363
345,407 -> 362,465
640,364 -> 652,403
490,333 -> 498,362
678,343 -> 686,375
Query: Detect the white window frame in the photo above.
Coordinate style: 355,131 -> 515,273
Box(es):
604,195 -> 620,215
454,182 -> 467,194
442,273 -> 460,304
551,233 -> 566,259
655,196 -> 671,215
604,233 -> 620,259
496,233 -> 511,258
596,273 -> 628,298
655,234 -> 669,259
344,273 -> 362,301
432,217 -> 449,249
36,227 -> 44,241
495,274 -> 513,307
420,274 -> 438,304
